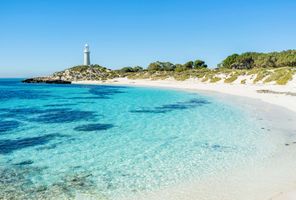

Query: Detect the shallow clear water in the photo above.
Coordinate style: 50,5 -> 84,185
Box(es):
0,79 -> 272,199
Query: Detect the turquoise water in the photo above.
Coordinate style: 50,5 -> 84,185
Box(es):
0,79 -> 271,199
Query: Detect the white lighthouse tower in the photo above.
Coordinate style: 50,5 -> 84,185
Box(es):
84,44 -> 91,65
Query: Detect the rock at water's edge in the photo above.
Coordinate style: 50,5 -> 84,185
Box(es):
22,78 -> 71,84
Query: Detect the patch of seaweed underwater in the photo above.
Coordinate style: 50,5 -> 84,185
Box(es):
130,98 -> 210,114
0,165 -> 108,200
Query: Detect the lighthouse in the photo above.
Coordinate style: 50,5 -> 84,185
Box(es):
84,44 -> 91,65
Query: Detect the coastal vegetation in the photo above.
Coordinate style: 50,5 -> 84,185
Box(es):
219,50 -> 296,69
24,50 -> 296,85
120,66 -> 295,85
145,60 -> 207,72
118,50 -> 296,85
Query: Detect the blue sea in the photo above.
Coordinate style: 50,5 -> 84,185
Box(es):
0,79 -> 274,199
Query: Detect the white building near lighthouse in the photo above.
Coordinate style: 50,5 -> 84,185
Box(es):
84,44 -> 91,65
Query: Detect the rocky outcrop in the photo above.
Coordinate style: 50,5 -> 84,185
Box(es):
22,65 -> 119,84
51,65 -> 119,81
22,77 -> 71,84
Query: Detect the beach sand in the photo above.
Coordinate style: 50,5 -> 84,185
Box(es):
73,78 -> 296,200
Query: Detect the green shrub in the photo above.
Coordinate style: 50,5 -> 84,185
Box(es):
253,69 -> 272,83
219,50 -> 296,69
210,77 -> 221,83
202,73 -> 214,82
241,79 -> 246,84
264,68 -> 293,85
224,74 -> 238,83
247,68 -> 261,75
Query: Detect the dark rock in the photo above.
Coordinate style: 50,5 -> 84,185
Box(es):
130,98 -> 209,114
74,123 -> 114,132
45,80 -> 71,84
0,121 -> 22,134
22,78 -> 71,84
14,160 -> 34,166
33,110 -> 98,124
0,133 -> 65,154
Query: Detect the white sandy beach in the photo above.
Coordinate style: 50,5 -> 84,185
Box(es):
73,77 -> 296,200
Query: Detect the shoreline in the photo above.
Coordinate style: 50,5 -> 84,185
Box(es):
73,77 -> 296,113
73,78 -> 296,200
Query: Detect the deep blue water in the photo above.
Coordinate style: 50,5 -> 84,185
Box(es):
0,79 -> 272,199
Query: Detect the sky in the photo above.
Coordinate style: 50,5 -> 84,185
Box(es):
0,0 -> 296,77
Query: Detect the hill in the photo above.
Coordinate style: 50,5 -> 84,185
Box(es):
23,50 -> 296,85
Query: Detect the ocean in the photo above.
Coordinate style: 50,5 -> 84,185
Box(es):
0,79 -> 275,199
